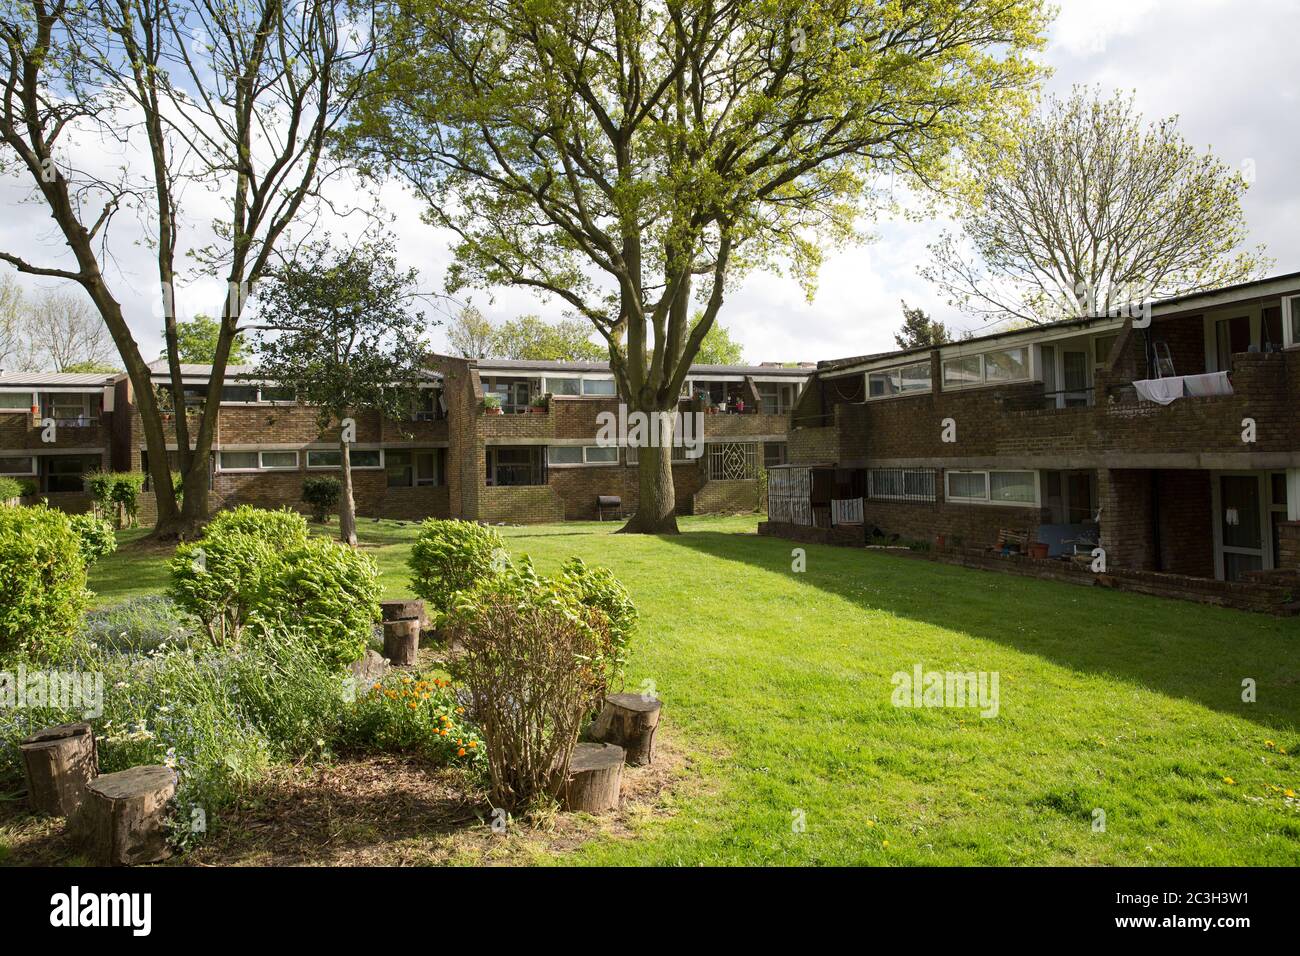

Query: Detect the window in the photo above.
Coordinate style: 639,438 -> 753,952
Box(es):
625,444 -> 691,465
1284,294 -> 1300,348
984,347 -> 1029,383
307,449 -> 382,469
386,450 -> 413,487
548,445 -> 618,466
415,450 -> 442,486
706,442 -> 758,480
867,361 -> 931,398
942,354 -> 983,388
581,378 -> 616,396
386,449 -> 443,487
49,395 -> 93,422
1093,334 -> 1118,366
946,469 -> 1037,506
0,455 -> 36,475
757,382 -> 800,414
548,446 -> 583,465
46,455 -> 99,493
763,442 -> 787,468
545,377 -> 581,396
867,468 -> 936,501
487,447 -> 545,486
221,385 -> 259,403
411,390 -> 442,420
0,390 -> 34,411
260,386 -> 295,404
259,451 -> 298,470
219,451 -> 259,471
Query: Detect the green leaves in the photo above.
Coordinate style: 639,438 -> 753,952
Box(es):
0,503 -> 89,662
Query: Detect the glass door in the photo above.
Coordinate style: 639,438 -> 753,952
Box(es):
1061,350 -> 1091,406
1218,474 -> 1264,581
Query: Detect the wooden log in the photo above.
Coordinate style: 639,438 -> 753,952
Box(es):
592,693 -> 662,766
78,765 -> 177,866
382,617 -> 421,666
19,722 -> 98,817
381,598 -> 427,629
562,742 -> 624,813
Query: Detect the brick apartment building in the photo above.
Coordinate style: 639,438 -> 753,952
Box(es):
763,272 -> 1300,608
2,356 -> 809,524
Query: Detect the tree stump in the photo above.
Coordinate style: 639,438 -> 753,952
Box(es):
592,694 -> 662,766
562,742 -> 624,813
383,617 -> 420,666
381,599 -> 427,629
78,765 -> 177,866
19,722 -> 98,817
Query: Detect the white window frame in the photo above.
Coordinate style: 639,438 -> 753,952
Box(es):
625,444 -> 690,466
580,377 -> 617,397
258,450 -> 299,470
541,376 -> 582,397
306,448 -> 384,470
0,390 -> 35,411
1283,294 -> 1300,349
945,469 -> 1039,507
865,360 -> 932,401
218,450 -> 261,473
941,347 -> 1031,391
867,468 -> 937,502
0,454 -> 37,476
549,444 -> 620,467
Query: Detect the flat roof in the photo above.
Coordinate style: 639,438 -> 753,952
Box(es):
0,371 -> 119,387
474,358 -> 813,378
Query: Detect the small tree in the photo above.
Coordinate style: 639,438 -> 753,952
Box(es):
692,319 -> 745,366
894,301 -> 950,350
444,304 -> 497,358
923,88 -> 1270,325
175,316 -> 251,366
253,237 -> 431,545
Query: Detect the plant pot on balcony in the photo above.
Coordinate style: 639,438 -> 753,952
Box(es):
485,407 -> 503,416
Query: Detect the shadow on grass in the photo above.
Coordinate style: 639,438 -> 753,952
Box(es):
660,530 -> 1300,733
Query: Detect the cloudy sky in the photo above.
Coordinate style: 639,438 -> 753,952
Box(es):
3,0 -> 1297,367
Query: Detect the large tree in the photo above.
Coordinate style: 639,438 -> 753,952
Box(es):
494,315 -> 604,361
444,304 -> 497,358
346,0 -> 1048,532
0,0 -> 376,536
894,300 -> 949,350
922,88 -> 1271,326
28,288 -> 117,370
252,237 -> 430,546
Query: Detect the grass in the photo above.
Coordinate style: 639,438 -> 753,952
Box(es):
85,514 -> 1300,865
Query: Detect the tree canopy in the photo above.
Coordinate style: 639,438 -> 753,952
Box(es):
922,88 -> 1270,326
346,0 -> 1048,531
894,301 -> 950,350
175,316 -> 251,366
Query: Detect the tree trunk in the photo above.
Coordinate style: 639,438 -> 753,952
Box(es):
561,742 -> 624,813
20,722 -> 98,817
620,409 -> 679,534
339,434 -> 358,546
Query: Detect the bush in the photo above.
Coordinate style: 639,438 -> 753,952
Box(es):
408,519 -> 507,615
167,504 -> 306,646
257,537 -> 381,668
109,472 -> 146,526
17,478 -> 35,498
558,557 -> 637,690
443,561 -> 616,810
204,505 -> 309,547
0,476 -> 22,502
68,512 -> 117,566
301,475 -> 341,523
0,504 -> 89,662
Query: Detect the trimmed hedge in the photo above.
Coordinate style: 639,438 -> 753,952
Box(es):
0,504 -> 89,661
408,519 -> 507,615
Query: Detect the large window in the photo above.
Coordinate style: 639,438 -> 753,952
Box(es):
0,390 -> 35,411
0,455 -> 36,475
45,454 -> 100,493
259,451 -> 298,470
306,449 -> 382,469
1284,294 -> 1300,348
625,443 -> 691,465
867,360 -> 931,399
942,347 -> 1030,389
220,384 -> 260,403
946,469 -> 1037,506
544,376 -> 581,396
218,451 -> 260,471
757,382 -> 800,414
487,447 -> 545,486
867,468 -> 937,501
387,449 -> 443,487
581,378 -> 617,396
548,445 -> 619,466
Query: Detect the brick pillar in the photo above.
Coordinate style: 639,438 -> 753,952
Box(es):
1099,468 -> 1155,571
1278,521 -> 1300,572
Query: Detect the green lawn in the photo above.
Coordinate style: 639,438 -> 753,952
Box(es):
88,515 -> 1300,865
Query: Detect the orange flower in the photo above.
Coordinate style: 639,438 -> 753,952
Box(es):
408,701 -> 418,710
457,747 -> 466,756
468,741 -> 477,749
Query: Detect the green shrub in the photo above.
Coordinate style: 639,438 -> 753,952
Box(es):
0,477 -> 22,502
17,478 -> 35,498
443,560 -> 615,810
301,475 -> 341,523
408,519 -> 506,615
257,537 -> 381,668
558,557 -> 637,688
84,470 -> 117,516
204,505 -> 309,547
68,512 -> 117,566
169,531 -> 275,645
0,504 -> 89,662
109,472 -> 146,526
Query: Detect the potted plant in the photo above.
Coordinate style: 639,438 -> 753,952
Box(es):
528,394 -> 549,414
481,394 -> 504,415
